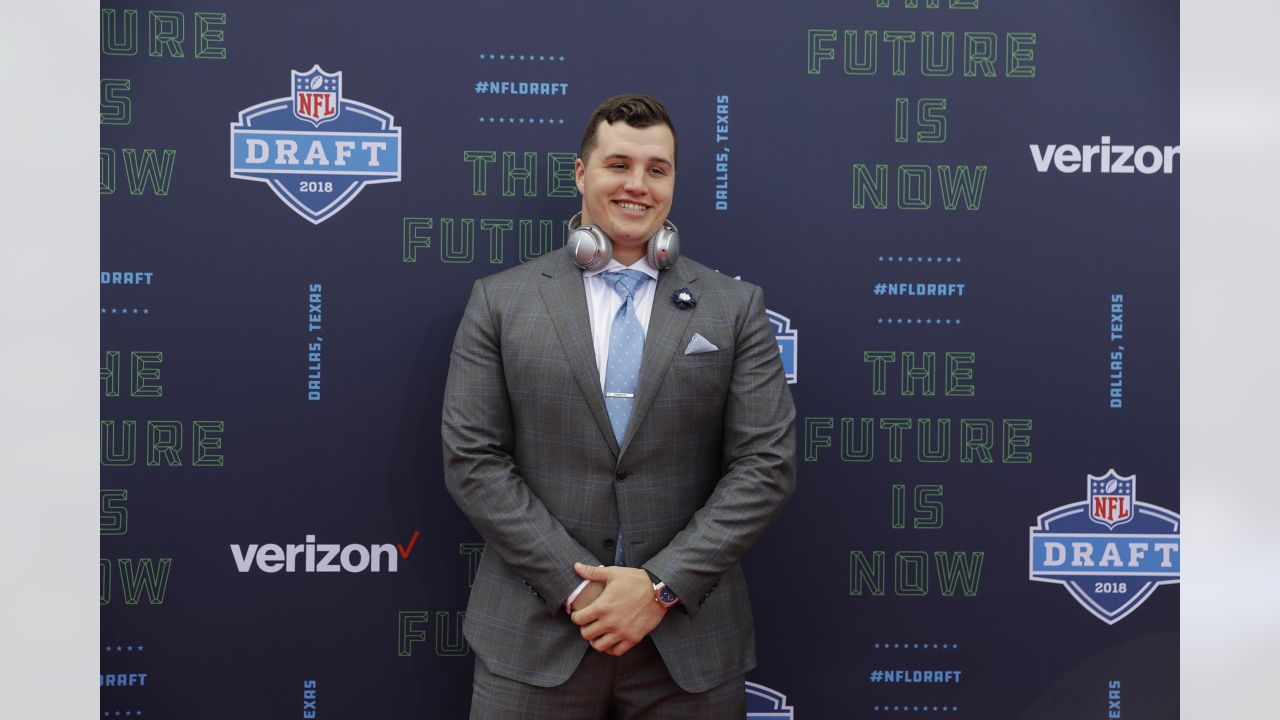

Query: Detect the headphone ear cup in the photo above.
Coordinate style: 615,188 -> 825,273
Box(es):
568,224 -> 612,271
647,221 -> 680,270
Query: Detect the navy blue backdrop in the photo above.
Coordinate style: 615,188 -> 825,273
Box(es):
101,1 -> 1179,716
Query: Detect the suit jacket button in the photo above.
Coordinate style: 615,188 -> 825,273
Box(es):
616,472 -> 628,481
603,538 -> 616,549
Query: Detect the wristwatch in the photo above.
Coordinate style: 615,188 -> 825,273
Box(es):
645,569 -> 680,608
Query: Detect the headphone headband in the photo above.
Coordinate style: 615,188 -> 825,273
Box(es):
566,212 -> 680,271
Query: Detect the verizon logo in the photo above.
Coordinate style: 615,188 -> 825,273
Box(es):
231,531 -> 419,573
1030,136 -> 1179,175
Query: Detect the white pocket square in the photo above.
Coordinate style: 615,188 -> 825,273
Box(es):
684,333 -> 720,355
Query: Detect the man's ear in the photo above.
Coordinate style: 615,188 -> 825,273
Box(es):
574,157 -> 586,195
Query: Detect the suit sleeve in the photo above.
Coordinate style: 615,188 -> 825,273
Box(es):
643,284 -> 797,618
442,279 -> 595,617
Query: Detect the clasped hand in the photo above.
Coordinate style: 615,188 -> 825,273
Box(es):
568,562 -> 667,657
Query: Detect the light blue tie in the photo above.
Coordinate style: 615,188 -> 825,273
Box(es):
600,269 -> 649,565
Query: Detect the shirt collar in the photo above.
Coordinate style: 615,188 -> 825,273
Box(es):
582,254 -> 660,281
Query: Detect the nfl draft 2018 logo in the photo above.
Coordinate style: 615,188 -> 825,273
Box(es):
767,310 -> 798,384
746,681 -> 795,719
230,66 -> 401,224
1029,470 -> 1180,624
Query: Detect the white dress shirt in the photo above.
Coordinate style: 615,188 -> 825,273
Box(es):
581,256 -> 660,391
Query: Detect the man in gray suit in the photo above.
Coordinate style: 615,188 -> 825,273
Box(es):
443,94 -> 795,719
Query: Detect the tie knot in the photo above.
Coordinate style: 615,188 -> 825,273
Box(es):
601,269 -> 650,302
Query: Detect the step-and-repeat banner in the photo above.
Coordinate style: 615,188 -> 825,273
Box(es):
101,1 -> 1178,716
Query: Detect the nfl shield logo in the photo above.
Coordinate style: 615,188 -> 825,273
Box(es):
766,310 -> 798,385
1088,469 -> 1135,529
292,65 -> 341,127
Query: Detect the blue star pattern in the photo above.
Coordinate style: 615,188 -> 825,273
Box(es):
878,256 -> 962,263
873,641 -> 960,649
479,117 -> 564,125
295,76 -> 338,92
479,53 -> 568,62
877,318 -> 961,325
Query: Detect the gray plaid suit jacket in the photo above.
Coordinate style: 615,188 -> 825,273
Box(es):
442,245 -> 796,694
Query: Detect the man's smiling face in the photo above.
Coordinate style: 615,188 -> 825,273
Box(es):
575,120 -> 676,265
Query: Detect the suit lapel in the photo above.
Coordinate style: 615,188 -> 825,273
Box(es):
619,259 -> 697,456
539,249 -> 620,456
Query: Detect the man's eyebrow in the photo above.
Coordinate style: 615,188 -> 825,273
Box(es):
601,152 -> 673,168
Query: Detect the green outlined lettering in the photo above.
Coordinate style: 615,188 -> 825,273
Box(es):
806,29 -> 837,74
100,79 -> 131,125
900,351 -> 936,396
547,152 -> 577,197
934,551 -> 984,596
145,421 -> 182,467
937,165 -> 987,211
920,32 -> 955,76
1005,32 -> 1037,78
895,551 -> 929,595
192,420 -> 224,466
403,218 -> 432,262
459,543 -> 485,589
439,218 -> 475,264
502,151 -> 538,197
879,418 -> 912,462
434,611 -> 468,656
121,149 -> 176,196
130,351 -> 163,397
148,11 -> 184,58
914,486 -> 944,529
804,417 -> 833,462
841,418 -> 875,462
959,419 -> 993,463
116,558 -> 172,605
843,30 -> 878,75
897,165 -> 931,210
864,350 -> 895,395
398,611 -> 429,656
946,352 -> 976,395
100,490 -> 128,536
852,164 -> 888,209
463,151 -> 497,196
101,9 -> 138,56
101,351 -> 120,397
480,219 -> 512,264
963,32 -> 997,77
917,419 -> 951,463
850,550 -> 886,596
100,149 -> 116,195
882,30 -> 917,76
194,12 -> 227,59
1002,419 -> 1033,463
517,219 -> 556,263
101,420 -> 137,467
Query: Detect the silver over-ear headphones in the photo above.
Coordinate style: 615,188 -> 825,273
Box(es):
566,212 -> 680,272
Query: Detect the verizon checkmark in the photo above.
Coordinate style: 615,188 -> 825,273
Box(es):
397,530 -> 421,559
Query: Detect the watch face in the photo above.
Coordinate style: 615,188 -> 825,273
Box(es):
658,585 -> 679,605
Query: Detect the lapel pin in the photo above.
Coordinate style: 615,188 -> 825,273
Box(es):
671,288 -> 696,310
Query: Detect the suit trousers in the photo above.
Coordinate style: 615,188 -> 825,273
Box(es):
469,637 -> 747,720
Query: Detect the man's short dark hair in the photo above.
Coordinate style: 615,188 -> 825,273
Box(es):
578,94 -> 678,167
